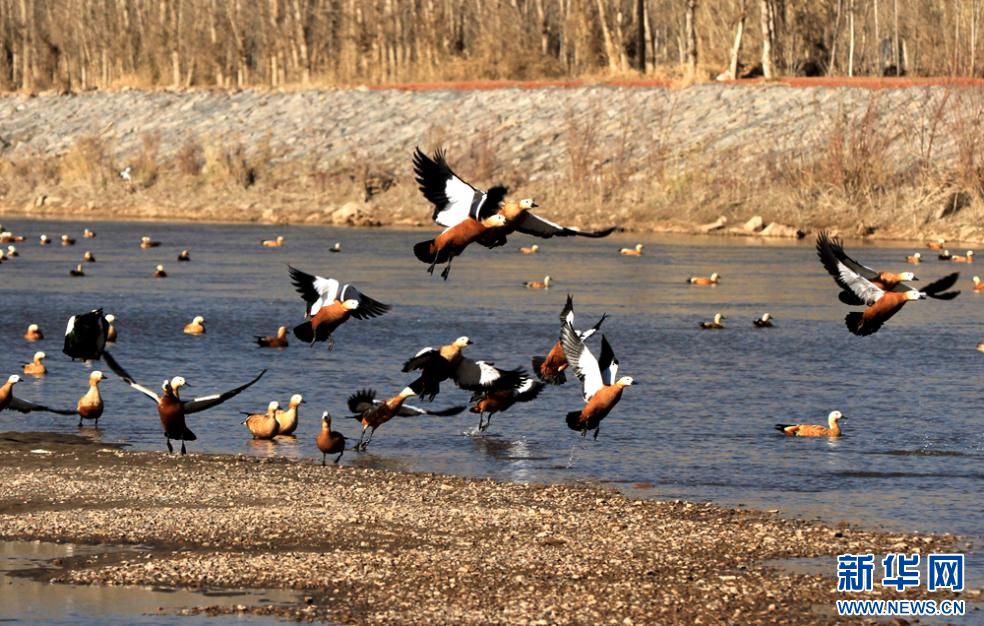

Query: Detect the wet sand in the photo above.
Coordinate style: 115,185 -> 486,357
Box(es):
0,432 -> 974,625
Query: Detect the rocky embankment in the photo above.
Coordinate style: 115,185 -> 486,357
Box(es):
1,84 -> 982,241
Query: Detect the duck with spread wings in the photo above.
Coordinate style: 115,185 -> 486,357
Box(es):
346,387 -> 465,451
531,294 -> 607,385
402,336 -> 525,401
560,324 -> 633,439
288,266 -> 390,350
469,376 -> 545,432
0,375 -> 75,416
816,231 -> 959,336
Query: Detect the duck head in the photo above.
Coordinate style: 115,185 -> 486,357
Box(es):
616,376 -> 634,387
518,198 -> 538,209
452,336 -> 473,348
905,290 -> 926,301
341,298 -> 360,310
899,271 -> 917,281
289,393 -> 304,407
399,387 -> 417,399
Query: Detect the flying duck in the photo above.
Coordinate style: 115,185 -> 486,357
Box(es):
69,264 -> 85,277
688,272 -> 719,285
412,214 -> 508,280
0,375 -> 74,415
524,276 -> 551,289
22,351 -> 46,376
817,231 -> 959,335
938,249 -> 953,260
105,314 -> 118,342
255,326 -> 288,348
39,234 -> 50,245
184,316 -> 206,335
532,294 -> 607,386
288,266 -> 390,349
83,251 -> 96,263
346,387 -> 465,451
61,235 -> 76,246
330,242 -> 342,253
83,229 -> 96,238
559,324 -> 633,439
6,245 -> 18,257
519,244 -> 539,254
140,236 -> 161,248
974,276 -> 984,291
753,313 -> 774,328
104,356 -> 266,454
620,244 -> 644,256
76,371 -> 108,427
24,324 -> 43,341
402,336 -> 525,401
700,314 -> 725,329
775,411 -> 845,437
470,377 -> 544,432
906,252 -> 921,264
177,250 -> 191,261
412,147 -> 615,249
261,236 -> 285,248
274,394 -> 304,435
316,411 -> 346,465
63,309 -> 112,360
243,401 -> 281,439
927,238 -> 945,250
951,250 -> 974,263
154,264 -> 167,278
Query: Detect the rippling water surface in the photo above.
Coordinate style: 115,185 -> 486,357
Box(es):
2,218 -> 982,537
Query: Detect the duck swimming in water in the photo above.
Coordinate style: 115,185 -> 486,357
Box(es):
775,411 -> 846,437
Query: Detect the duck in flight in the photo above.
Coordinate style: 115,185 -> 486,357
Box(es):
288,266 -> 390,350
104,356 -> 266,454
412,213 -> 508,280
532,294 -> 607,385
346,387 -> 465,451
816,231 -> 959,336
469,377 -> 544,432
0,375 -> 74,415
560,324 -> 633,439
402,336 -> 525,401
775,411 -> 845,437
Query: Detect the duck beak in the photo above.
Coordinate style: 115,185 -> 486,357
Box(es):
531,202 -> 539,208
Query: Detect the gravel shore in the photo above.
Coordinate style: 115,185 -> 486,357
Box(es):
0,432 -> 974,625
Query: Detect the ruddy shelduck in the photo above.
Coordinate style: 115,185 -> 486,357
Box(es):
255,326 -> 288,348
700,313 -> 725,329
61,234 -> 75,246
23,324 -> 43,341
330,242 -> 342,253
105,314 -> 117,342
402,336 -> 524,401
288,266 -> 390,350
753,313 -> 774,328
261,236 -> 285,248
620,244 -> 644,256
951,250 -> 974,263
22,351 -> 46,376
559,324 -> 633,439
76,371 -> 108,427
69,264 -> 85,277
523,276 -> 551,289
184,316 -> 206,335
346,387 -> 464,451
927,238 -> 945,250
688,272 -> 719,285
39,234 -> 50,245
775,411 -> 846,437
0,374 -> 74,415
83,251 -> 96,263
532,294 -> 607,385
469,377 -> 544,432
974,276 -> 984,292
140,236 -> 161,248
275,394 -> 304,435
154,264 -> 167,278
177,250 -> 191,261
906,252 -> 922,264
316,411 -> 346,465
412,214 -> 508,280
243,401 -> 281,439
519,244 -> 539,254
83,229 -> 96,239
6,245 -> 17,257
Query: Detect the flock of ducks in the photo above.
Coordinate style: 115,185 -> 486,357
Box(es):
2,147 -> 981,462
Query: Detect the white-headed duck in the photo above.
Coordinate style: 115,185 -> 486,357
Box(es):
620,244 -> 644,256
140,236 -> 161,248
76,371 -> 108,427
83,228 -> 96,238
688,272 -> 719,285
346,387 -> 464,451
700,313 -> 725,329
775,411 -> 845,437
906,252 -> 922,264
519,244 -> 539,254
255,326 -> 288,348
1,374 -> 74,415
104,356 -> 266,454
69,264 -> 85,277
330,242 -> 342,253
288,266 -> 390,350
753,313 -> 774,328
274,394 -> 304,435
412,148 -> 615,249
24,324 -> 43,341
105,314 -> 118,342
39,234 -> 50,245
316,411 -> 346,464
243,401 -> 281,439
83,250 -> 96,263
974,276 -> 984,292
951,250 -> 974,263
22,351 -> 47,376
154,264 -> 167,278
523,275 -> 551,289
559,324 -> 632,439
261,236 -> 285,248
177,249 -> 191,261
532,294 -> 606,386
470,377 -> 544,432
6,245 -> 18,257
817,232 -> 960,336
61,234 -> 76,246
938,249 -> 952,260
184,316 -> 206,335
412,214 -> 508,280
402,336 -> 524,401
927,238 -> 945,250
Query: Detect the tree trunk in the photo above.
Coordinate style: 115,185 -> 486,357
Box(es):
636,0 -> 645,72
847,0 -> 855,76
684,0 -> 698,78
728,0 -> 747,79
595,0 -> 619,73
759,0 -> 774,78
893,0 -> 900,75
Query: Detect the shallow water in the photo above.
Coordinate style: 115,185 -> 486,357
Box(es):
1,218 -> 982,538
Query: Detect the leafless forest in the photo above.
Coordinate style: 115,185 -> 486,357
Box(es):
1,0 -> 984,91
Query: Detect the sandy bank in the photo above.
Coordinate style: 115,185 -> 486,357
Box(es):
0,432 -> 974,625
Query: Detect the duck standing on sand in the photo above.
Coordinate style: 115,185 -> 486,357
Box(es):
255,326 -> 289,348
316,412 -> 346,464
288,266 -> 390,350
184,316 -> 206,335
275,394 -> 304,436
243,401 -> 280,439
24,324 -> 43,341
76,371 -> 108,427
532,295 -> 607,386
0,375 -> 74,415
470,377 -> 544,432
700,314 -> 726,329
753,313 -> 774,328
402,336 -> 525,401
559,324 -> 633,439
620,244 -> 644,256
22,352 -> 46,376
775,411 -> 845,437
346,387 -> 465,451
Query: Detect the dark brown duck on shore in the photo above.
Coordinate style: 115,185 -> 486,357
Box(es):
316,411 -> 346,464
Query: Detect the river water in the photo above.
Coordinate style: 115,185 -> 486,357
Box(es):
1,218 -> 981,538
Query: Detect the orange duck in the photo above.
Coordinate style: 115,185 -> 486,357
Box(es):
519,244 -> 539,254
905,252 -> 922,264
1,375 -> 74,415
261,236 -> 285,248
688,272 -> 719,285
402,336 -> 524,401
775,411 -> 845,437
316,411 -> 346,464
532,295 -> 607,386
76,371 -> 108,427
255,326 -> 288,348
412,214 -> 508,280
973,276 -> 984,292
288,266 -> 390,350
183,316 -> 206,335
21,351 -> 46,376
927,238 -> 945,250
523,276 -> 551,289
23,324 -> 43,341
346,387 -> 464,451
559,324 -> 633,439
470,377 -> 544,432
620,244 -> 644,256
242,401 -> 280,439
951,250 -> 974,263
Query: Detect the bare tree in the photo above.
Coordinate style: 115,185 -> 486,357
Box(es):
684,0 -> 698,78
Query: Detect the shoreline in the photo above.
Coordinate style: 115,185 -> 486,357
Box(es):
0,432 -> 975,625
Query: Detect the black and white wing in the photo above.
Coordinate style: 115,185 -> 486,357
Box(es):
452,358 -> 524,392
560,322 -> 603,402
182,370 -> 266,414
288,266 -> 340,316
514,212 -> 618,240
401,347 -> 440,372
4,396 -> 75,415
395,403 -> 467,417
346,388 -> 378,415
102,351 -> 161,404
559,295 -> 607,339
816,232 -> 884,306
338,284 -> 391,320
597,336 -> 620,386
413,147 -> 501,227
63,308 -> 109,360
911,272 -> 961,300
513,377 -> 546,403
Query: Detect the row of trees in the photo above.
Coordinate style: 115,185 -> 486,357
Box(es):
0,0 -> 981,91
